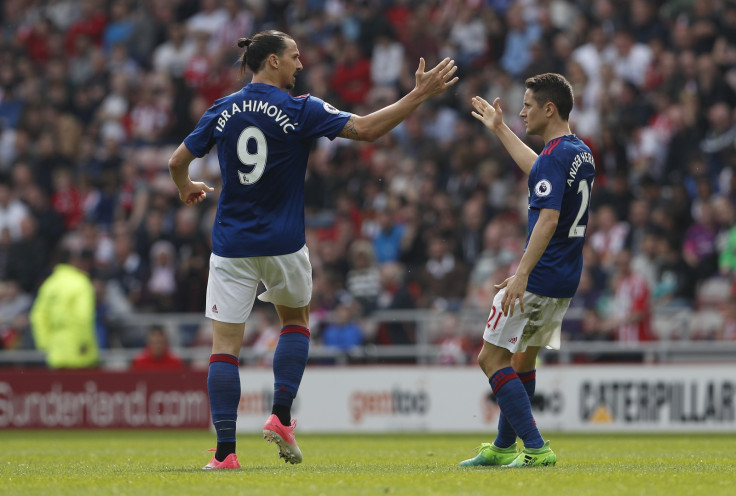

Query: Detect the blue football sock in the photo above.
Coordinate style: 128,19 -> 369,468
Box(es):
494,369 -> 536,448
208,354 -> 240,460
490,367 -> 544,450
272,326 -> 310,425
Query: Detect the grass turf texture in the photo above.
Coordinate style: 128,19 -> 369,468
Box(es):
1,431 -> 735,496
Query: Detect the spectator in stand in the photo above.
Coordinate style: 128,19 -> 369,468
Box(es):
436,312 -> 470,365
144,240 -> 177,313
0,279 -> 32,350
605,249 -> 655,343
419,234 -> 469,310
372,207 -> 405,264
604,28 -> 653,88
321,297 -> 364,353
152,23 -> 195,79
370,27 -> 405,97
6,215 -> 46,293
0,174 -> 30,241
374,261 -> 417,345
448,4 -> 488,70
211,1 -> 254,67
102,1 -> 135,53
186,0 -> 228,45
631,230 -> 660,292
64,0 -> 107,56
345,239 -> 381,315
653,233 -> 697,309
682,199 -> 720,282
457,194 -> 487,266
499,3 -> 541,79
589,204 -> 629,270
131,325 -> 184,371
565,267 -> 604,341
329,41 -> 372,107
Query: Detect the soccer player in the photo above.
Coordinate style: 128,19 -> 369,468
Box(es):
168,30 -> 458,470
460,73 -> 595,467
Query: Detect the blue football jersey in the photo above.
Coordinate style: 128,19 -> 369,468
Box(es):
184,83 -> 351,257
525,135 -> 595,298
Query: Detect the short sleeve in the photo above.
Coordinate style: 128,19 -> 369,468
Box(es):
183,104 -> 220,157
298,95 -> 351,141
529,154 -> 566,211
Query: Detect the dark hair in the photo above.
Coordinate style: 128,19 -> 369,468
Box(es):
524,73 -> 574,121
237,30 -> 292,76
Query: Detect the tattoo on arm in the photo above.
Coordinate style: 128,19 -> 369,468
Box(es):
338,116 -> 362,140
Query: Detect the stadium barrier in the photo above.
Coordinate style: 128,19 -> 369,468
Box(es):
0,369 -> 209,429
236,365 -> 736,433
4,365 -> 733,432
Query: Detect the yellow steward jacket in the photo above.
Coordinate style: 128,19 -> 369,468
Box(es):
30,263 -> 98,368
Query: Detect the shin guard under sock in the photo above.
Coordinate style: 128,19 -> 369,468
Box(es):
208,354 -> 240,461
494,369 -> 537,448
272,325 -> 310,426
490,367 -> 543,449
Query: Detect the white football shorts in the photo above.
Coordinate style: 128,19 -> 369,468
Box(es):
482,288 -> 571,352
205,245 -> 312,323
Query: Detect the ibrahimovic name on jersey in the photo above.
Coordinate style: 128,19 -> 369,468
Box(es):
183,83 -> 351,258
526,134 -> 595,298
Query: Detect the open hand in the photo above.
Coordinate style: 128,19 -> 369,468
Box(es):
414,57 -> 459,100
471,96 -> 504,133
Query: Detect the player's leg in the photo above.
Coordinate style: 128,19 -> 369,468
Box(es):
202,254 -> 259,470
505,297 -> 570,466
261,303 -> 309,464
461,289 -> 554,467
480,341 -> 555,467
258,246 -> 312,464
500,294 -> 568,467
203,320 -> 245,469
494,346 -> 542,448
460,341 -> 521,467
271,303 -> 311,426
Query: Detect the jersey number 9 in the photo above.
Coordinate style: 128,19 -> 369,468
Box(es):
237,127 -> 268,185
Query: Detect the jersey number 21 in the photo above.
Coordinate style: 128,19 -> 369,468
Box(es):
569,179 -> 593,238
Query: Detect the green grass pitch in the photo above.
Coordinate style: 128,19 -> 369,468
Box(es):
1,430 -> 735,496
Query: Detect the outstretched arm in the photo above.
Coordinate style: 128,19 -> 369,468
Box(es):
471,96 -> 537,175
339,57 -> 459,141
168,143 -> 214,206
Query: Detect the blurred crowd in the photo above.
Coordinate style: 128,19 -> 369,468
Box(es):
2,0 -> 736,363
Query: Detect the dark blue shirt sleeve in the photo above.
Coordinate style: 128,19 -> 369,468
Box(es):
298,95 -> 351,141
529,154 -> 566,211
183,104 -> 220,157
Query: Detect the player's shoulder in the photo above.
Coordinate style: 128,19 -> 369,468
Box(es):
215,87 -> 247,104
543,135 -> 592,161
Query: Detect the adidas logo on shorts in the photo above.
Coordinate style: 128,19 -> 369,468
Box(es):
212,304 -> 218,314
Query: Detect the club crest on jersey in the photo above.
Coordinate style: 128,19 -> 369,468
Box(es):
323,102 -> 340,114
534,179 -> 552,197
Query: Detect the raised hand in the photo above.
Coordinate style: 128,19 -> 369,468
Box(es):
414,57 -> 459,100
471,96 -> 504,133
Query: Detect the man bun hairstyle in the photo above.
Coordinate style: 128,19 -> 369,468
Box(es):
525,73 -> 574,121
237,30 -> 292,77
